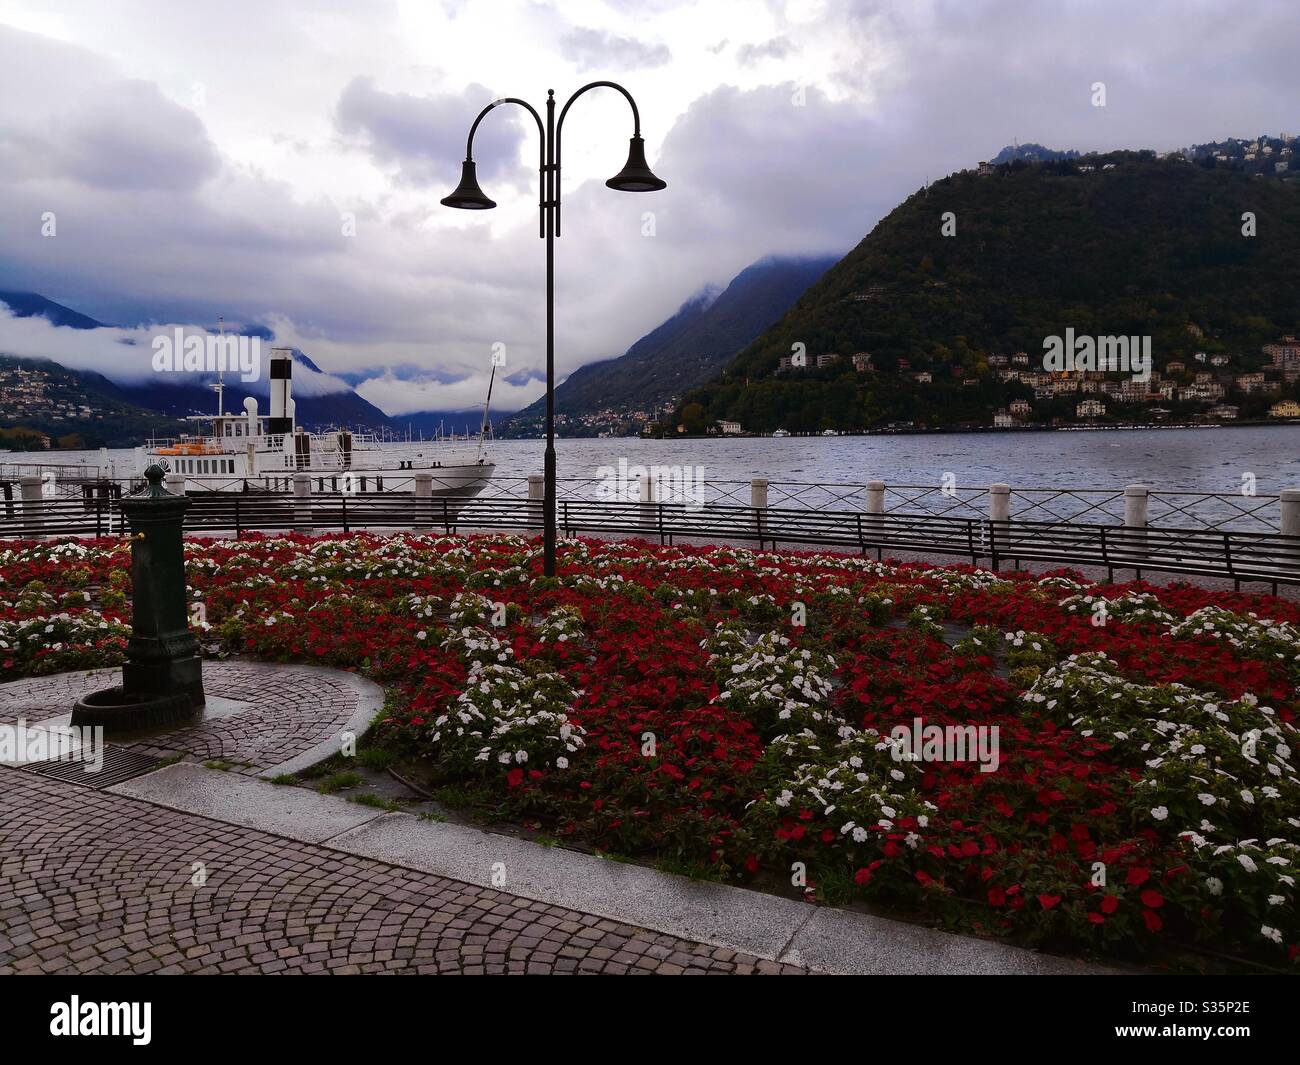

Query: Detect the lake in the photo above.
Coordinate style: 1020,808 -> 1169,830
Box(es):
15,425 -> 1300,495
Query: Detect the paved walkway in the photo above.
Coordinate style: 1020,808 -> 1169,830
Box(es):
0,661 -> 1108,975
0,662 -> 375,777
0,767 -> 798,974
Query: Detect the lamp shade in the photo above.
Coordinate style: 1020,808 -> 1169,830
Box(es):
605,135 -> 667,192
440,160 -> 497,209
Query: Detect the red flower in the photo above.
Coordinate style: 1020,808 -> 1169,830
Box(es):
1037,894 -> 1061,910
1125,867 -> 1151,887
1100,895 -> 1119,914
1142,909 -> 1163,933
505,768 -> 524,787
987,887 -> 1006,907
1140,889 -> 1164,909
855,867 -> 874,885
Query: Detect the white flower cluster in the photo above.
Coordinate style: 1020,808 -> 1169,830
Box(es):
441,626 -> 514,667
705,624 -> 841,734
1058,590 -> 1177,624
1168,606 -> 1300,670
533,605 -> 585,645
0,610 -> 130,659
430,656 -> 584,774
754,728 -> 933,843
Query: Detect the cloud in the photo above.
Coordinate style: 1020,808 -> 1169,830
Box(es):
0,1 -> 1297,420
334,78 -> 529,187
736,37 -> 795,65
559,27 -> 671,73
0,305 -> 350,395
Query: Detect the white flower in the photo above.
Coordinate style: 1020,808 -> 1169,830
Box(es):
1205,877 -> 1224,896
1198,793 -> 1217,806
1267,895 -> 1285,906
1261,925 -> 1282,944
555,757 -> 569,769
1150,806 -> 1169,821
1237,854 -> 1258,873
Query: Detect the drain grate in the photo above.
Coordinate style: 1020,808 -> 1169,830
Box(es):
20,747 -> 164,790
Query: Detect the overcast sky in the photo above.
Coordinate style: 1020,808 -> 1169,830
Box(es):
0,0 -> 1297,414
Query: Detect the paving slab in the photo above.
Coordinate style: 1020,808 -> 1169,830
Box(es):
324,811 -> 811,960
109,761 -> 383,842
779,903 -> 1113,975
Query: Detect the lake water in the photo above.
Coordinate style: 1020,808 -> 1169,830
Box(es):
14,425 -> 1300,493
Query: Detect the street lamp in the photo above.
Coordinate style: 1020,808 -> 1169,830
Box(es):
441,82 -> 666,577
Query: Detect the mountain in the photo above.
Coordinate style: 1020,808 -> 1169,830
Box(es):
0,290 -> 106,329
673,149 -> 1300,433
0,353 -> 190,448
500,254 -> 837,436
991,142 -> 1080,164
0,292 -> 393,438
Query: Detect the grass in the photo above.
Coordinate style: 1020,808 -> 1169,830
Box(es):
347,793 -> 405,812
269,774 -> 298,786
315,770 -> 365,794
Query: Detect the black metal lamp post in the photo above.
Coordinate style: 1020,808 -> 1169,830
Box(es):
441,82 -> 666,577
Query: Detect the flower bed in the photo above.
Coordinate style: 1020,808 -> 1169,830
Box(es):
2,531 -> 1297,967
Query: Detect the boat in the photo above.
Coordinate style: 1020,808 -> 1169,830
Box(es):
821,428 -> 839,437
144,346 -> 495,498
771,428 -> 791,438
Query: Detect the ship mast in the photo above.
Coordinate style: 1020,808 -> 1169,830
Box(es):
213,317 -> 226,417
478,358 -> 497,460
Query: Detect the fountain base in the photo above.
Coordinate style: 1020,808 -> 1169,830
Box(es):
71,686 -> 200,733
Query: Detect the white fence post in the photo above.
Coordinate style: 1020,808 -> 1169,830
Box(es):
20,475 -> 44,539
989,483 -> 1011,522
413,472 -> 433,531
639,471 -> 656,534
527,474 -> 544,531
1282,489 -> 1300,538
165,472 -> 186,496
864,479 -> 885,541
1124,483 -> 1149,562
751,477 -> 769,546
292,472 -> 313,535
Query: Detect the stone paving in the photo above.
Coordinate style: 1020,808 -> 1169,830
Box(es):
0,660 -> 364,775
0,766 -> 802,974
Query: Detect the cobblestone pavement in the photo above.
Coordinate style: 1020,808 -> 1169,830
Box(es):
0,661 -> 361,774
0,767 -> 804,975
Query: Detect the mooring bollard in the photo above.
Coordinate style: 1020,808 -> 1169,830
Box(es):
292,473 -> 313,535
19,475 -> 44,540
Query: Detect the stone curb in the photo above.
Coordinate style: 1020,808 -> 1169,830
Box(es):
111,763 -> 1115,975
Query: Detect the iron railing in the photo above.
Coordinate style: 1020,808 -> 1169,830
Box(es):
3,491 -> 1300,591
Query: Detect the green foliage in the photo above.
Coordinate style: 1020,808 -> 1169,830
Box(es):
677,154 -> 1300,432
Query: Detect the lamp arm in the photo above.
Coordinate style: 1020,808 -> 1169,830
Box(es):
554,81 -> 642,237
465,97 -> 547,238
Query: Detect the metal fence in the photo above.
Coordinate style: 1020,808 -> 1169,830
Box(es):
4,489 -> 1300,591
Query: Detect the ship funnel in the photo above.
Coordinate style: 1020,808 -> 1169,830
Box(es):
268,347 -> 294,435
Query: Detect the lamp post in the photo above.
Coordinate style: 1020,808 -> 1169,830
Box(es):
441,82 -> 666,577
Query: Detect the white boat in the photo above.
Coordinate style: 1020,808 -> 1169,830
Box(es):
771,428 -> 791,438
145,347 -> 494,497
821,428 -> 839,436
